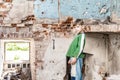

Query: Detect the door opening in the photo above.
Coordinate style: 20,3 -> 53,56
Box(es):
64,53 -> 93,80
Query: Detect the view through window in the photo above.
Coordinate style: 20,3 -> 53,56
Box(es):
5,42 -> 30,61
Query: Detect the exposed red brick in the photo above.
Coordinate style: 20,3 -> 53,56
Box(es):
11,23 -> 17,27
4,0 -> 12,2
42,24 -> 48,28
16,27 -> 19,32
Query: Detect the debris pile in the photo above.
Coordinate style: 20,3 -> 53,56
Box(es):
1,67 -> 31,80
106,75 -> 120,80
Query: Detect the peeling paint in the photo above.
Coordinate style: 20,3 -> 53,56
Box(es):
33,0 -> 111,19
60,0 -> 111,19
34,0 -> 58,19
111,0 -> 120,18
108,34 -> 120,75
1,0 -> 120,80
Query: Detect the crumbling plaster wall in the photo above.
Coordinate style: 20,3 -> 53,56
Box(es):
2,0 -> 34,24
33,0 -> 120,25
0,40 -> 3,77
84,33 -> 108,80
34,33 -> 108,80
0,24 -> 51,80
0,28 -> 109,80
37,38 -> 72,80
1,0 -> 120,80
34,0 -> 111,19
108,34 -> 120,75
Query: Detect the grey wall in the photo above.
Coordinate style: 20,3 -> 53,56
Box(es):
35,33 -> 108,80
37,38 -> 72,80
0,29 -> 120,80
84,33 -> 107,80
108,34 -> 120,75
0,40 -> 3,77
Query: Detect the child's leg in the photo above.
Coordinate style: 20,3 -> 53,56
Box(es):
76,58 -> 83,80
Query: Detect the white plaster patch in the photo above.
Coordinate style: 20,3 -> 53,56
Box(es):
38,38 -> 72,80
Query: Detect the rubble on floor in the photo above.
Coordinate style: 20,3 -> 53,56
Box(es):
106,75 -> 120,80
1,67 -> 31,80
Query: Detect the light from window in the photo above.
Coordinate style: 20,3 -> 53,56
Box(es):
5,42 -> 30,61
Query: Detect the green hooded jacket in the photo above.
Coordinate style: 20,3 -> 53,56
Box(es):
66,33 -> 85,58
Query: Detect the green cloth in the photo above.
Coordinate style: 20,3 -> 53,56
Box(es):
66,33 -> 85,58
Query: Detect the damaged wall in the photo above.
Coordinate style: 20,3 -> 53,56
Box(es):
1,0 -> 120,80
84,33 -> 107,80
33,0 -> 120,24
32,33 -> 108,80
110,0 -> 120,24
60,0 -> 110,19
0,28 -> 109,80
37,38 -> 72,80
0,40 -> 3,77
0,0 -> 34,24
34,0 -> 111,19
34,0 -> 58,19
4,0 -> 34,23
108,34 -> 120,75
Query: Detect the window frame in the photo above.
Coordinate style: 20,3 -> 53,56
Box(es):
3,40 -> 31,64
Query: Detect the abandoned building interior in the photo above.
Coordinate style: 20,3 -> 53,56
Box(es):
0,0 -> 120,80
